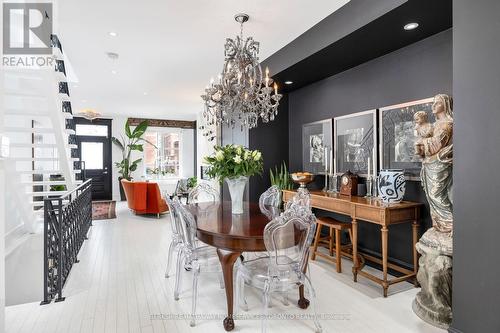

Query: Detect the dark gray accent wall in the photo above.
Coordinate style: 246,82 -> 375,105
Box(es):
288,29 -> 452,268
451,1 -> 500,332
249,95 -> 289,202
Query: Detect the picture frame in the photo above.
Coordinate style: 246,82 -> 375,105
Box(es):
302,119 -> 332,174
200,165 -> 211,180
379,97 -> 434,180
334,109 -> 377,177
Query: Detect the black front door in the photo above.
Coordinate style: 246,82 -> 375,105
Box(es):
74,118 -> 112,200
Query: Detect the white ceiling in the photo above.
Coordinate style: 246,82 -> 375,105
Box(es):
58,0 -> 349,120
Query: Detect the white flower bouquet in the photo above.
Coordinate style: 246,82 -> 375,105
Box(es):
204,144 -> 263,183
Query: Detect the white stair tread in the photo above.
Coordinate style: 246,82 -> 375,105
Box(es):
4,127 -> 54,133
66,129 -> 76,135
23,180 -> 83,186
26,190 -> 67,196
68,144 -> 78,149
20,170 -> 61,174
10,143 -> 58,148
4,108 -> 51,117
13,157 -> 58,161
5,91 -> 47,99
22,180 -> 67,185
30,199 -> 70,205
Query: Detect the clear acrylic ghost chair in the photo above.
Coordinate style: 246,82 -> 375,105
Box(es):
164,195 -> 182,278
285,187 -> 311,210
235,204 -> 322,333
188,182 -> 219,204
172,197 -> 225,327
259,185 -> 282,218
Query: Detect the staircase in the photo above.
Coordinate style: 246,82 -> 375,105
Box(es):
4,35 -> 84,248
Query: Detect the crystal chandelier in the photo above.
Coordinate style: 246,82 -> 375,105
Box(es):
201,13 -> 282,129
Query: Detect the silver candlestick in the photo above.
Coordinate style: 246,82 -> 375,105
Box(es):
328,173 -> 338,193
365,178 -> 373,197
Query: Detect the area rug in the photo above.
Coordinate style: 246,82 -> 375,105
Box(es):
92,201 -> 117,220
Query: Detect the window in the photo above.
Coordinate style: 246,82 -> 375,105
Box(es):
75,124 -> 108,137
144,130 -> 181,177
81,142 -> 103,169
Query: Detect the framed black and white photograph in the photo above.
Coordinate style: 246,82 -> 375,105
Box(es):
379,97 -> 434,180
200,165 -> 211,180
302,119 -> 332,174
334,109 -> 377,177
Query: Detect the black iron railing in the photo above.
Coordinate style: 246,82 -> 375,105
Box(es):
41,179 -> 92,304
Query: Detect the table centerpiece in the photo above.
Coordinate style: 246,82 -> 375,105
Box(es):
204,144 -> 263,214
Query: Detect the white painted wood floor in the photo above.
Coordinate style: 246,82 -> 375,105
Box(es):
5,202 -> 444,333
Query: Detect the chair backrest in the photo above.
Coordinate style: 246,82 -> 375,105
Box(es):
188,182 -> 219,203
165,195 -> 180,236
174,179 -> 189,195
285,188 -> 311,211
172,197 -> 197,253
259,185 -> 281,210
121,179 -> 147,210
264,203 -> 316,276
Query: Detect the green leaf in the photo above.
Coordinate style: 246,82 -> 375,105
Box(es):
138,137 -> 157,149
111,137 -> 124,151
125,120 -> 132,138
129,144 -> 143,152
132,120 -> 148,138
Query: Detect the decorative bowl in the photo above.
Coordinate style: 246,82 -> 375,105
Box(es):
291,172 -> 315,189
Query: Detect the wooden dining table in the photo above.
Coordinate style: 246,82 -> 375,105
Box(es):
185,201 -> 309,331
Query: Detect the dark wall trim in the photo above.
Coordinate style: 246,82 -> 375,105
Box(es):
127,118 -> 196,129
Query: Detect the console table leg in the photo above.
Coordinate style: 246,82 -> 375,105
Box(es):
351,219 -> 358,282
381,226 -> 388,297
217,248 -> 242,331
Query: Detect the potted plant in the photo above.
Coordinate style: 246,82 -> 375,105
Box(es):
187,176 -> 198,189
112,119 -> 156,201
269,161 -> 294,191
204,144 -> 263,214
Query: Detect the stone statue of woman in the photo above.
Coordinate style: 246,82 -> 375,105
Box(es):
412,94 -> 453,328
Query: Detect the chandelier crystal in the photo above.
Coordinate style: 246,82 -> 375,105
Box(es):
201,13 -> 282,129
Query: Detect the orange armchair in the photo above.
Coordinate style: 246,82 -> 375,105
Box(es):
121,179 -> 168,217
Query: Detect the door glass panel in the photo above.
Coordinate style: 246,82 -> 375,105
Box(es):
81,142 -> 103,169
76,124 -> 108,137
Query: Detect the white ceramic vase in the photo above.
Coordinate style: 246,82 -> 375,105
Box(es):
378,169 -> 406,203
225,176 -> 248,214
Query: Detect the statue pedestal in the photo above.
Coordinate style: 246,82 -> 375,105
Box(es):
412,228 -> 452,329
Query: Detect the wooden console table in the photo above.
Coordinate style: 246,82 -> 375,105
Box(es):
282,190 -> 422,297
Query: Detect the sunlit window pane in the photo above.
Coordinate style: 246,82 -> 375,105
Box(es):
75,124 -> 108,137
81,142 -> 103,169
144,131 -> 180,177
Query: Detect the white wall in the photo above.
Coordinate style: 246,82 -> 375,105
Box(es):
0,65 -> 6,329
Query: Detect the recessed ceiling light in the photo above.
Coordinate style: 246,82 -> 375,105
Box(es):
143,92 -> 148,96
111,70 -> 117,75
109,31 -> 117,37
404,22 -> 419,31
285,81 -> 293,85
